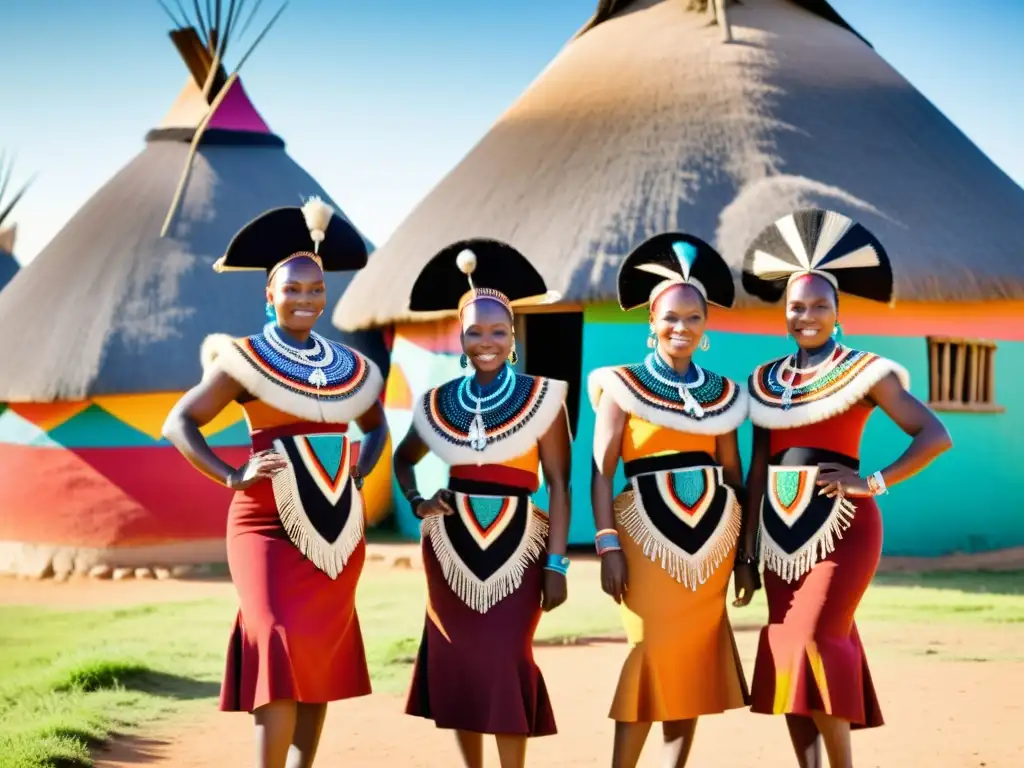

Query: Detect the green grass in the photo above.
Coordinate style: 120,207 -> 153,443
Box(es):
2,566 -> 1023,767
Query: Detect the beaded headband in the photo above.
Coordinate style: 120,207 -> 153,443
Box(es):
457,286 -> 514,319
786,269 -> 839,291
266,251 -> 324,285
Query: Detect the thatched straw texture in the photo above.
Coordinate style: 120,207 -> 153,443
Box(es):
0,136 -> 377,402
334,0 -> 1024,331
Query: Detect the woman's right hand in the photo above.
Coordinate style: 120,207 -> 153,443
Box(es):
415,489 -> 455,518
600,550 -> 628,603
227,449 -> 289,491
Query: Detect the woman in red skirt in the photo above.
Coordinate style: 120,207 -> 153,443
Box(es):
737,209 -> 952,768
163,199 -> 388,768
393,240 -> 572,768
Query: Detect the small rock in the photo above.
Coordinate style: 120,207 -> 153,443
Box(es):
112,567 -> 133,581
153,567 -> 172,580
28,562 -> 55,580
88,565 -> 113,580
390,555 -> 412,569
366,551 -> 386,562
170,565 -> 195,579
134,568 -> 154,580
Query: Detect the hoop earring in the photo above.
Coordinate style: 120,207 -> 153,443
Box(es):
265,302 -> 276,322
646,330 -> 656,349
699,334 -> 711,352
459,353 -> 469,369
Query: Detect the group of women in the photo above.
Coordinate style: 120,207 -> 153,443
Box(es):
163,201 -> 952,768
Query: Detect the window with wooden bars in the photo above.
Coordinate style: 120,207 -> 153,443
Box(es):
926,337 -> 1003,413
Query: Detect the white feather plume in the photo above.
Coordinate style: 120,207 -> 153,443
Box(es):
301,196 -> 335,253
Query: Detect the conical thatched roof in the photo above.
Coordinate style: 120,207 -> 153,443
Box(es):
0,149 -> 31,293
0,7 -> 385,402
334,0 -> 1024,331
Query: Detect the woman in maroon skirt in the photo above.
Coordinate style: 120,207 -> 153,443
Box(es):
162,199 -> 388,768
393,240 -> 572,768
737,209 -> 952,768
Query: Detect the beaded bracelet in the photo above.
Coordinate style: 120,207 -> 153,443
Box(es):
545,553 -> 570,576
594,528 -> 622,556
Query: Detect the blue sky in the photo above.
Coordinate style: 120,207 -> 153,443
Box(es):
3,0 -> 1022,263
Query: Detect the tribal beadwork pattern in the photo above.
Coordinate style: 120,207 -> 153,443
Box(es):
415,375 -> 567,466
617,465 -> 741,589
760,464 -> 856,583
748,347 -> 910,430
588,362 -> 747,436
422,492 -> 548,614
270,432 -> 365,580
240,325 -> 370,400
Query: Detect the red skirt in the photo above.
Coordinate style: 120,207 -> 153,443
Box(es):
219,480 -> 370,712
750,497 -> 884,728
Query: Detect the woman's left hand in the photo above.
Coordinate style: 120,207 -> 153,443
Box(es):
541,570 -> 568,612
816,462 -> 872,498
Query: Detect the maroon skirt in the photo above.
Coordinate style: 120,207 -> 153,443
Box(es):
750,496 -> 884,728
405,537 -> 557,736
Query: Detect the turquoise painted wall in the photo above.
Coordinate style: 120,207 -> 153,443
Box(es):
572,307 -> 1024,556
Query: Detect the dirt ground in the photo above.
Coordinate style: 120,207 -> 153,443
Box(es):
87,631 -> 1021,768
5,558 -> 1023,767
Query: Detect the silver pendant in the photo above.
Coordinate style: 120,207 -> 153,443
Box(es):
308,368 -> 328,388
468,412 -> 487,451
679,386 -> 704,418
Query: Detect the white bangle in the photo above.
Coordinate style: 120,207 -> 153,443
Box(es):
869,470 -> 888,496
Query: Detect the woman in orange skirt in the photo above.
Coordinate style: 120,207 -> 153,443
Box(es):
739,209 -> 952,768
589,234 -> 757,767
163,200 -> 388,768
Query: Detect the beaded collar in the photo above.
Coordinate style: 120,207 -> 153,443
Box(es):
588,357 -> 747,436
749,346 -> 910,430
200,329 -> 383,425
413,373 -> 568,466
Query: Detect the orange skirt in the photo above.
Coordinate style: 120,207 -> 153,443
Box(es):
609,490 -> 749,722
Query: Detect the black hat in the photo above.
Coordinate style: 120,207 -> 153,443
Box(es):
741,209 -> 893,304
214,197 -> 368,277
408,238 -> 559,316
617,232 -> 735,311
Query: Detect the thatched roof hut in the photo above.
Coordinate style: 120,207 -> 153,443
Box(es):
0,2 -> 384,402
0,150 -> 31,293
333,0 -> 1024,331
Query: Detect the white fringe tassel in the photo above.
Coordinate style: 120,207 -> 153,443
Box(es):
272,466 -> 365,581
423,506 -> 549,614
615,485 -> 741,590
759,496 -> 857,583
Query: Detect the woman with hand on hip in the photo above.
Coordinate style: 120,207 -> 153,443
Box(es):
740,209 -> 952,768
162,200 -> 388,768
393,240 -> 572,768
589,234 -> 755,768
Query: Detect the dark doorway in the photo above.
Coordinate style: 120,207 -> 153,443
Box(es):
519,312 -> 585,437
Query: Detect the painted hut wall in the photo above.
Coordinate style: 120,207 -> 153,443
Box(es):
572,302 -> 1024,557
0,394 -> 393,574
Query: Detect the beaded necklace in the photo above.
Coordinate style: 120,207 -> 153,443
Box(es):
643,352 -> 706,417
249,322 -> 357,390
456,364 -> 517,450
776,344 -> 844,410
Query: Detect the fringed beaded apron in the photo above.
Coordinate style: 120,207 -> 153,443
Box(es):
269,431 -> 364,580
617,452 -> 741,589
760,447 -> 858,583
421,477 -> 548,614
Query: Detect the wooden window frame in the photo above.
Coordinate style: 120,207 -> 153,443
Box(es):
926,336 -> 1004,413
